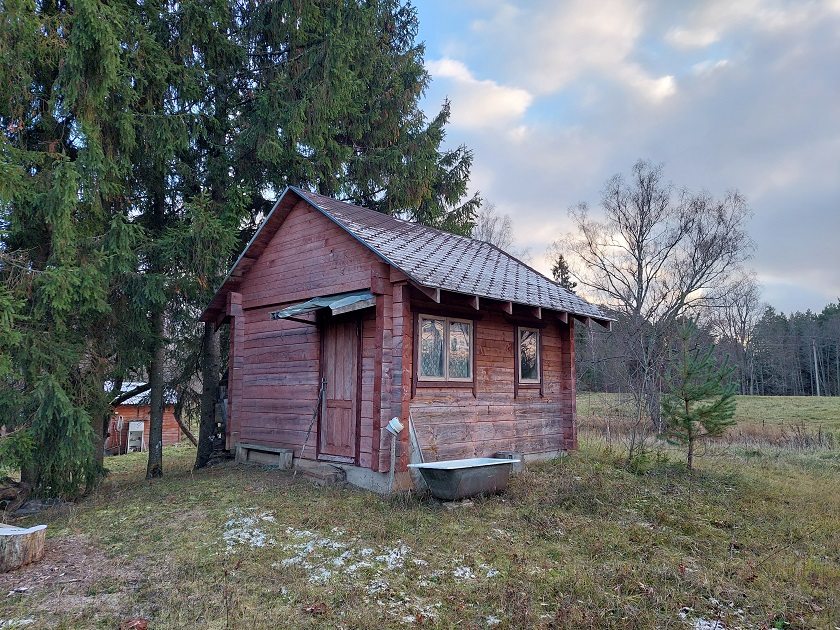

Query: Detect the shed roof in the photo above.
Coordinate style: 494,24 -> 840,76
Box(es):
106,382 -> 178,406
201,187 -> 610,326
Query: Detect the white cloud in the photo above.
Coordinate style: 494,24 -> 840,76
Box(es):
425,58 -> 533,130
667,26 -> 720,48
618,67 -> 677,103
691,59 -> 730,76
459,0 -> 677,103
667,0 -> 834,49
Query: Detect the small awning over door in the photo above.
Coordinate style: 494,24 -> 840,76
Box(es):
270,290 -> 375,321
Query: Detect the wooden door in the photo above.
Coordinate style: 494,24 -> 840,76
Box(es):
319,319 -> 359,462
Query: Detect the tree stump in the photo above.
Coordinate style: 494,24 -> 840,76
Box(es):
0,524 -> 47,573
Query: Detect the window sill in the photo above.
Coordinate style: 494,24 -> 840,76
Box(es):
416,380 -> 475,389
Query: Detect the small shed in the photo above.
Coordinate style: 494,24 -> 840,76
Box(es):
105,382 -> 181,455
200,187 -> 610,491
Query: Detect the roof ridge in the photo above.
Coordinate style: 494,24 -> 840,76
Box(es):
291,186 -> 579,298
202,186 -> 610,324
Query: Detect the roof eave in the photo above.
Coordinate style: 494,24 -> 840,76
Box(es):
199,187 -> 302,324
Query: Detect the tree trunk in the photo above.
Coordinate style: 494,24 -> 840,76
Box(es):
173,394 -> 198,447
195,321 -> 220,469
96,378 -> 122,466
146,310 -> 165,479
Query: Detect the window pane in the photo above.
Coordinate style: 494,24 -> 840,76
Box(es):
420,318 -> 445,377
448,321 -> 472,379
520,329 -> 539,381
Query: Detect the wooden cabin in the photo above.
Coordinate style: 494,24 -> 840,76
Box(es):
105,383 -> 181,455
200,187 -> 610,491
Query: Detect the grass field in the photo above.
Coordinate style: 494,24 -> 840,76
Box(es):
577,393 -> 840,431
577,393 -> 840,450
1,398 -> 839,629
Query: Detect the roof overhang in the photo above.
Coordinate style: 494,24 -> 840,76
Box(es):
269,290 -> 376,324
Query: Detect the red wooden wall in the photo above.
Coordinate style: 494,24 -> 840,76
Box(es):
228,199 -> 383,463
223,198 -> 577,473
409,292 -> 576,463
105,404 -> 181,454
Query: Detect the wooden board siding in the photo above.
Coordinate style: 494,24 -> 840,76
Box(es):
237,309 -> 321,452
237,200 -> 381,311
410,304 -> 576,463
105,405 -> 180,454
226,200 -> 382,460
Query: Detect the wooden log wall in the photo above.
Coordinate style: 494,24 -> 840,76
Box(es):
228,200 -> 382,462
410,300 -> 576,463
221,197 -> 578,474
105,405 -> 181,453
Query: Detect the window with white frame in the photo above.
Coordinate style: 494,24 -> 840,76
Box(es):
418,315 -> 473,381
518,327 -> 540,383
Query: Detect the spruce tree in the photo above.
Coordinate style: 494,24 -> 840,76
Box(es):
551,254 -> 577,292
662,320 -> 737,469
237,0 -> 479,234
0,0 -> 146,495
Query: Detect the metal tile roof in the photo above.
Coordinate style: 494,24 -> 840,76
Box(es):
295,189 -> 608,322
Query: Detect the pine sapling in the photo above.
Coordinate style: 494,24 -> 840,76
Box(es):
662,320 -> 737,469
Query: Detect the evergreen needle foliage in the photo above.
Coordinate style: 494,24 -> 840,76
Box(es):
1,0 -> 479,493
662,319 -> 737,469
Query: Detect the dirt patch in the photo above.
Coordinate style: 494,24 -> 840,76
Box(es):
0,534 -> 145,626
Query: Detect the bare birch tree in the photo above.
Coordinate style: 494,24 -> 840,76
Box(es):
707,271 -> 764,394
560,159 -> 753,425
473,203 -> 532,263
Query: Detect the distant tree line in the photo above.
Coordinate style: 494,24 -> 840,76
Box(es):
574,301 -> 840,398
740,303 -> 840,396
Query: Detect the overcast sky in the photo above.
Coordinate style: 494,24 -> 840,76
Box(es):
415,0 -> 840,315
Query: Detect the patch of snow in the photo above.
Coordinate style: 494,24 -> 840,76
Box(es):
366,579 -> 390,595
270,524 -> 499,621
0,622 -> 36,628
487,615 -> 502,626
345,561 -> 373,574
376,544 -> 411,570
223,510 -> 276,550
332,550 -> 353,567
695,620 -> 725,630
453,566 -> 475,580
309,567 -> 333,583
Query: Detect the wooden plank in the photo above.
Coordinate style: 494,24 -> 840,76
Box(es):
414,285 -> 440,303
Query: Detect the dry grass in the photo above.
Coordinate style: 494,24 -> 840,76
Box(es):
577,393 -> 840,451
2,433 -> 839,628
